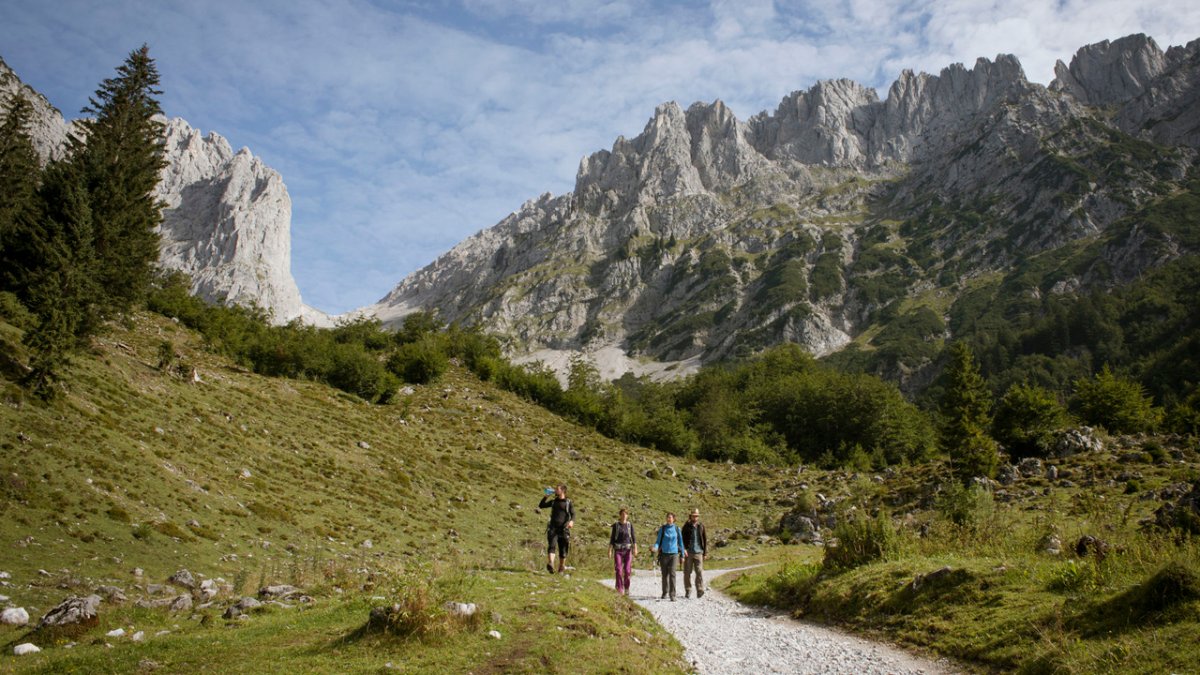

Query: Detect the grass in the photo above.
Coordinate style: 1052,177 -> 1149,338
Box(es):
2,311 -> 1197,672
0,311 -> 793,672
720,464 -> 1200,674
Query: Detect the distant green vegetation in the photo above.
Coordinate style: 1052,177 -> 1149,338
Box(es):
145,271 -> 497,404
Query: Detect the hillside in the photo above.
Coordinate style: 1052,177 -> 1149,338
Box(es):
1,312 -> 1198,672
0,310 -> 789,672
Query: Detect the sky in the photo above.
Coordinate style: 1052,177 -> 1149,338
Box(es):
2,1 -> 1199,314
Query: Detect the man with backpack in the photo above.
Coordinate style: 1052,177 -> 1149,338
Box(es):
682,507 -> 708,598
538,484 -> 574,574
651,512 -> 683,601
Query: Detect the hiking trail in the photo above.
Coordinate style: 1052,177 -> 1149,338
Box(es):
602,567 -> 960,674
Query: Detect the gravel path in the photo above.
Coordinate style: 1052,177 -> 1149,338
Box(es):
602,567 -> 959,675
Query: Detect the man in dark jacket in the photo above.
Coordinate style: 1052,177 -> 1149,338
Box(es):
538,484 -> 574,573
682,507 -> 708,598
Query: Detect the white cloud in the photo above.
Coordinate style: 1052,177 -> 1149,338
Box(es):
3,0 -> 1198,312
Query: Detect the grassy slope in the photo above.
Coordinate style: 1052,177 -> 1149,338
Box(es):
2,312 -> 1197,673
720,458 -> 1200,673
0,312 -> 788,673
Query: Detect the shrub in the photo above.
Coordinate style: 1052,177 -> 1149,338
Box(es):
935,482 -> 994,528
1071,365 -> 1161,434
992,383 -> 1071,458
387,335 -> 449,385
824,511 -> 901,570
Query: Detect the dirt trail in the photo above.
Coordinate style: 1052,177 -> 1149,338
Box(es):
603,567 -> 959,674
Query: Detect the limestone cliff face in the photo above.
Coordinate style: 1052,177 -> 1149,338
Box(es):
0,58 -> 72,162
0,60 -> 306,324
155,118 -> 303,322
370,35 -> 1200,382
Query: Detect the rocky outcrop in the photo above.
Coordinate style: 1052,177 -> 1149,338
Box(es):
0,57 -> 72,162
0,60 -> 308,324
1052,34 -> 1200,147
155,118 -> 304,322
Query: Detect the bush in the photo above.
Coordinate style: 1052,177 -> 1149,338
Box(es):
824,511 -> 901,570
387,335 -> 449,385
935,482 -> 994,528
993,383 -> 1071,458
1071,365 -> 1161,434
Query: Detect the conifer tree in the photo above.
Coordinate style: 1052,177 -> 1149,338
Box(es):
939,341 -> 1000,482
0,93 -> 43,293
70,44 -> 166,313
21,160 -> 99,396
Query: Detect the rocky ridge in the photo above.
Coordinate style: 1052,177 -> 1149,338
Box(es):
0,59 -> 310,324
370,34 -> 1200,381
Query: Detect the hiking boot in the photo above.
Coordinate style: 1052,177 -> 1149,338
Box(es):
697,589 -> 705,598
669,595 -> 675,601
546,564 -> 554,574
685,590 -> 691,598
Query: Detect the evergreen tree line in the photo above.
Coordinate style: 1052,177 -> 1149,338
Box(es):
0,45 -> 165,396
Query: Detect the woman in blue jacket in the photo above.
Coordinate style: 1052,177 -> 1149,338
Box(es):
651,512 -> 683,601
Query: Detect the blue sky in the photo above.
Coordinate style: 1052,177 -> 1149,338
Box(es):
3,0 -> 1198,314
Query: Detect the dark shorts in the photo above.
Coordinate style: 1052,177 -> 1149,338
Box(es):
547,526 -> 570,557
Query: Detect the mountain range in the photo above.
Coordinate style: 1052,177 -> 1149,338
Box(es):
4,33 -> 1198,384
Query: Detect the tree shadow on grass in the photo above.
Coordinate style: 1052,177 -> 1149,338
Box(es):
1067,561 -> 1200,638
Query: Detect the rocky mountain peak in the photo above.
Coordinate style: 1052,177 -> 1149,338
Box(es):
1051,33 -> 1166,105
0,57 -> 72,162
0,59 -> 309,324
368,34 -> 1200,384
155,117 -> 304,323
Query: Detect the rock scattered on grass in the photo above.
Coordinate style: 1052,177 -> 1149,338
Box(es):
13,643 -> 40,656
1,607 -> 30,626
38,595 -> 101,628
168,569 -> 196,589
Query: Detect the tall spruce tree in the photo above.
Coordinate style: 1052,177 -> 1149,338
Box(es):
939,341 -> 1000,483
21,160 -> 98,395
71,44 -> 166,313
0,93 -> 43,293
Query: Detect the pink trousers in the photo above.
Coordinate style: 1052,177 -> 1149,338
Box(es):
613,549 -> 633,593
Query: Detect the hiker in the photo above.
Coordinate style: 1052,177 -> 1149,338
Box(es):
608,508 -> 638,595
651,512 -> 683,601
682,507 -> 708,598
538,484 -> 574,574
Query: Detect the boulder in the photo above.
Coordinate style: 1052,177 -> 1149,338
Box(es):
258,584 -> 302,600
95,585 -> 127,603
38,595 -> 101,628
1041,534 -> 1063,556
1074,535 -> 1110,560
1053,427 -> 1103,457
13,643 -> 41,656
996,465 -> 1019,485
444,601 -> 477,617
1,607 -> 30,626
199,579 -> 220,602
168,569 -> 197,589
1017,458 -> 1044,478
222,596 -> 263,619
169,594 -> 193,613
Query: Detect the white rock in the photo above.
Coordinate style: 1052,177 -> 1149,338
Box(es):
488,630 -> 502,639
107,628 -> 126,638
1,607 -> 30,626
13,643 -> 41,656
131,631 -> 145,642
